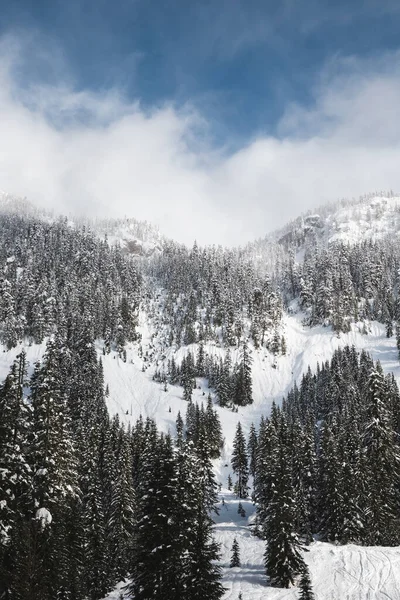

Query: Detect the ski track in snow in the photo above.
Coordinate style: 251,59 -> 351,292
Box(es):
2,312 -> 400,600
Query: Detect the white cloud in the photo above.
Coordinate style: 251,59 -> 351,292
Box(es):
1,34 -> 400,246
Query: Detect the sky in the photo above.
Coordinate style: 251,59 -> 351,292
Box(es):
1,1 -> 400,245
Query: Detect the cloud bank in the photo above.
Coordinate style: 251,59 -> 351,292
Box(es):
1,35 -> 400,246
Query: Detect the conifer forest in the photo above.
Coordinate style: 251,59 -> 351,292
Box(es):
1,193 -> 400,599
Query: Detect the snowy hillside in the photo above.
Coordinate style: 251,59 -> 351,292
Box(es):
1,308 -> 399,452
0,189 -> 164,257
98,312 -> 400,450
1,193 -> 400,600
275,192 -> 400,250
86,215 -> 164,256
0,190 -> 42,218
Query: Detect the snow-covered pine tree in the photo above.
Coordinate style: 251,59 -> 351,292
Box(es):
231,422 -> 249,499
264,414 -> 305,588
233,342 -> 253,406
362,363 -> 400,545
230,537 -> 241,567
0,352 -> 31,597
107,426 -> 136,581
247,422 -> 258,478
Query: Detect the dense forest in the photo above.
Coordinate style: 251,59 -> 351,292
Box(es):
0,337 -> 226,600
251,346 -> 400,586
1,198 -> 400,598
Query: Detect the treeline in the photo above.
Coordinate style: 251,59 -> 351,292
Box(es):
0,333 -> 225,600
0,213 -> 141,351
247,346 -> 400,588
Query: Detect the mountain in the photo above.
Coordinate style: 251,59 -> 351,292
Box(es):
274,190 -> 400,247
78,215 -> 164,257
0,191 -> 399,600
0,190 -> 41,217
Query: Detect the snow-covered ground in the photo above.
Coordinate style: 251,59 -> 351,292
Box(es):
325,195 -> 400,245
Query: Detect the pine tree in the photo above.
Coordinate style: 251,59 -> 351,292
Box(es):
317,420 -> 343,543
247,422 -> 258,478
130,434 -> 183,600
234,343 -> 253,406
185,436 -> 224,600
299,565 -> 315,599
231,423 -> 249,499
176,411 -> 184,447
0,352 -> 31,598
264,417 -> 305,588
230,537 -> 241,567
396,321 -> 400,359
30,340 -> 79,512
0,352 -> 31,545
362,363 -> 400,545
205,395 -> 223,458
107,427 -> 136,581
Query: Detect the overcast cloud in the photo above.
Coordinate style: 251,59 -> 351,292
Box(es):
1,35 -> 400,246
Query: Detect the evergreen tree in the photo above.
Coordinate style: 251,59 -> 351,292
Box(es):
30,340 -> 79,512
231,423 -> 249,499
362,363 -> 400,545
247,422 -> 258,478
107,427 -> 136,581
264,417 -> 305,588
0,352 -> 30,545
299,565 -> 315,600
130,435 -> 179,600
230,537 -> 241,567
234,343 -> 253,406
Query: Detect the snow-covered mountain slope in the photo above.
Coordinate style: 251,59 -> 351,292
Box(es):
323,194 -> 400,245
1,311 -> 398,452
275,192 -> 400,249
0,191 -> 42,218
2,192 -> 400,599
0,189 -> 164,256
85,215 -> 164,256
2,307 -> 400,600
102,311 -> 400,449
245,192 -> 400,273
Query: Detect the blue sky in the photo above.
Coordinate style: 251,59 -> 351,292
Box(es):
1,1 -> 400,244
3,0 -> 400,143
